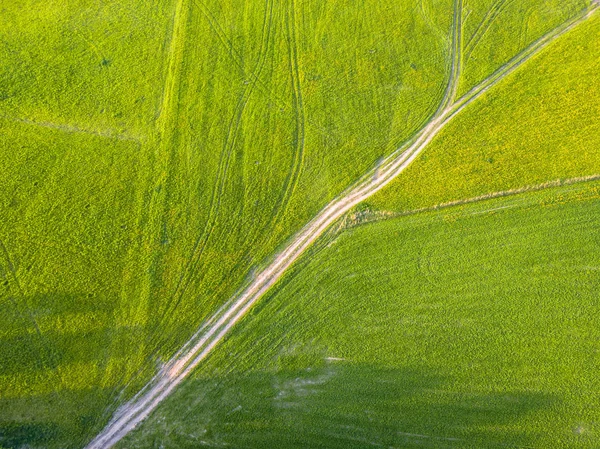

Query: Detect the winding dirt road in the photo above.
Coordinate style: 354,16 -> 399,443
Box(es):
85,5 -> 597,448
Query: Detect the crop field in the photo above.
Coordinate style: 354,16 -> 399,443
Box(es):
144,0 -> 452,359
0,0 -> 599,448
370,8 -> 600,213
458,0 -> 588,95
118,180 -> 600,449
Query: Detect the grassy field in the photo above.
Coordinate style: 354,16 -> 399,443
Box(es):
458,0 -> 589,96
0,0 -> 172,136
1,0 -> 452,446
370,7 -> 600,213
143,0 -> 452,362
118,180 -> 600,449
0,120 -> 144,448
0,1 -> 179,447
0,0 -> 598,447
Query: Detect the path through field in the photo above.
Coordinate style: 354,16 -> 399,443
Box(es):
85,5 -> 598,448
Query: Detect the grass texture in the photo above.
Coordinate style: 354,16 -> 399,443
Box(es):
370,7 -> 600,212
0,0 -> 597,447
120,180 -> 600,449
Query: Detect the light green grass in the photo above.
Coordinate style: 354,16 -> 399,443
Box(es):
0,0 -> 452,446
370,8 -> 600,213
0,119 -> 143,448
119,180 -> 600,449
0,0 -> 172,136
0,0 -> 597,447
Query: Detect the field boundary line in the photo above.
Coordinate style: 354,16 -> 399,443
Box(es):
343,174 -> 600,229
400,173 -> 600,216
85,5 -> 598,448
0,115 -> 141,142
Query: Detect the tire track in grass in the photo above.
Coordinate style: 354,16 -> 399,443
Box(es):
519,7 -> 534,50
85,5 -> 599,448
232,0 -> 278,223
192,0 -> 334,141
392,0 -> 460,154
450,3 -> 595,114
386,0 -> 449,154
419,0 -> 449,44
268,0 -> 306,233
155,0 -> 276,334
224,0 -> 305,298
463,0 -> 513,63
440,0 -> 464,112
191,0 -> 246,67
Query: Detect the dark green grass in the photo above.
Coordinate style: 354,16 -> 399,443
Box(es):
120,181 -> 600,448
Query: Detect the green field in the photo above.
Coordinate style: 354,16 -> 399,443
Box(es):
119,180 -> 600,449
370,7 -> 600,213
458,0 -> 588,95
0,122 -> 143,447
0,0 -> 599,447
143,0 -> 452,360
1,0 -> 452,446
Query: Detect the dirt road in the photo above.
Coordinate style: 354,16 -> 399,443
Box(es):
85,5 -> 597,448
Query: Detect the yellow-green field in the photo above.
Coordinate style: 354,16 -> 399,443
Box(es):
0,0 -> 598,447
370,9 -> 600,213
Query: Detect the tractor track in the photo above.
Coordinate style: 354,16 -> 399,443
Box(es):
85,5 -> 597,448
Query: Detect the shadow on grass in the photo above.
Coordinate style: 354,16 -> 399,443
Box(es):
120,363 -> 556,449
0,292 -> 117,375
0,421 -> 60,448
0,292 -> 155,449
0,386 -> 118,449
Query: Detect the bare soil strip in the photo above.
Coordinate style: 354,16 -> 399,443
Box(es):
1,115 -> 140,142
85,6 -> 597,448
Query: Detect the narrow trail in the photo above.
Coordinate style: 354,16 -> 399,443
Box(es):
85,5 -> 597,448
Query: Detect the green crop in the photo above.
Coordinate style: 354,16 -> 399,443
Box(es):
0,0 -> 597,447
121,181 -> 600,449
